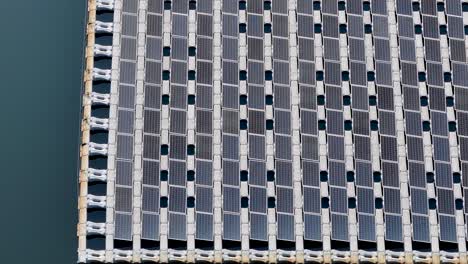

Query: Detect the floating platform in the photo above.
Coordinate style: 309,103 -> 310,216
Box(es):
78,0 -> 468,262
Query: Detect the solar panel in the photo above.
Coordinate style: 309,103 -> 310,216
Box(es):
297,15 -> 315,38
222,38 -> 238,61
142,186 -> 159,212
410,188 -> 428,214
147,14 -> 162,37
276,187 -> 294,213
326,110 -> 344,135
277,214 -> 295,241
372,16 -> 389,38
301,110 -> 318,135
196,187 -> 213,212
143,135 -> 159,160
330,188 -> 348,213
147,0 -> 163,14
223,213 -> 240,241
358,214 -> 376,241
385,214 -> 402,242
249,135 -> 265,160
115,213 -> 132,240
439,215 -> 457,242
349,39 -> 365,61
223,187 -> 240,213
247,15 -> 263,37
117,160 -> 133,186
196,160 -> 213,185
374,39 -> 391,61
115,187 -> 133,212
447,16 -> 464,39
168,213 -> 187,240
412,215 -> 430,242
302,135 -> 319,160
298,62 -> 316,85
355,161 -> 373,187
120,61 -> 137,85
122,14 -> 138,36
302,161 -> 320,187
324,38 -> 340,61
249,160 -> 266,186
117,135 -> 134,159
196,213 -> 214,240
357,188 -> 374,214
272,15 -> 288,37
303,187 -> 321,213
322,15 -> 339,38
172,15 -> 188,37
372,0 -> 387,14
304,214 -> 322,241
404,111 -> 422,136
397,0 -> 413,15
381,161 -> 399,188
142,160 -> 159,186
222,15 -> 238,37
117,110 -> 134,134
397,16 -> 415,38
171,37 -> 188,61
196,135 -> 213,159
142,213 -> 160,240
196,110 -> 213,134
169,135 -> 187,159
431,111 -> 448,136
347,15 -> 364,38
331,214 -> 349,241
399,38 -> 416,61
250,213 -> 268,241
168,160 -> 186,186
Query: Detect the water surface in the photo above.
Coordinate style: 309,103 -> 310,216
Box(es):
0,1 -> 86,263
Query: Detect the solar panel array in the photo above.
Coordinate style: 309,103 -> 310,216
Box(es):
81,0 -> 468,262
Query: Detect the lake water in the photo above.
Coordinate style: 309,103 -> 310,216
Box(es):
0,0 -> 86,262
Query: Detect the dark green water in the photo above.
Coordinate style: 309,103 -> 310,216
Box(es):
0,1 -> 85,263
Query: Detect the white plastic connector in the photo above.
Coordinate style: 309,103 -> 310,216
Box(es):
86,221 -> 106,235
440,251 -> 460,263
95,21 -> 113,33
276,249 -> 296,262
168,249 -> 187,262
303,249 -> 324,263
87,168 -> 107,182
113,249 -> 133,262
90,117 -> 109,130
94,44 -> 113,57
222,249 -> 242,262
91,92 -> 111,105
140,249 -> 160,262
358,250 -> 378,263
93,68 -> 112,81
88,142 -> 108,156
249,249 -> 269,262
96,0 -> 114,10
87,194 -> 106,208
86,249 -> 106,262
195,249 -> 215,262
331,250 -> 351,262
413,250 -> 432,263
385,250 -> 405,263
